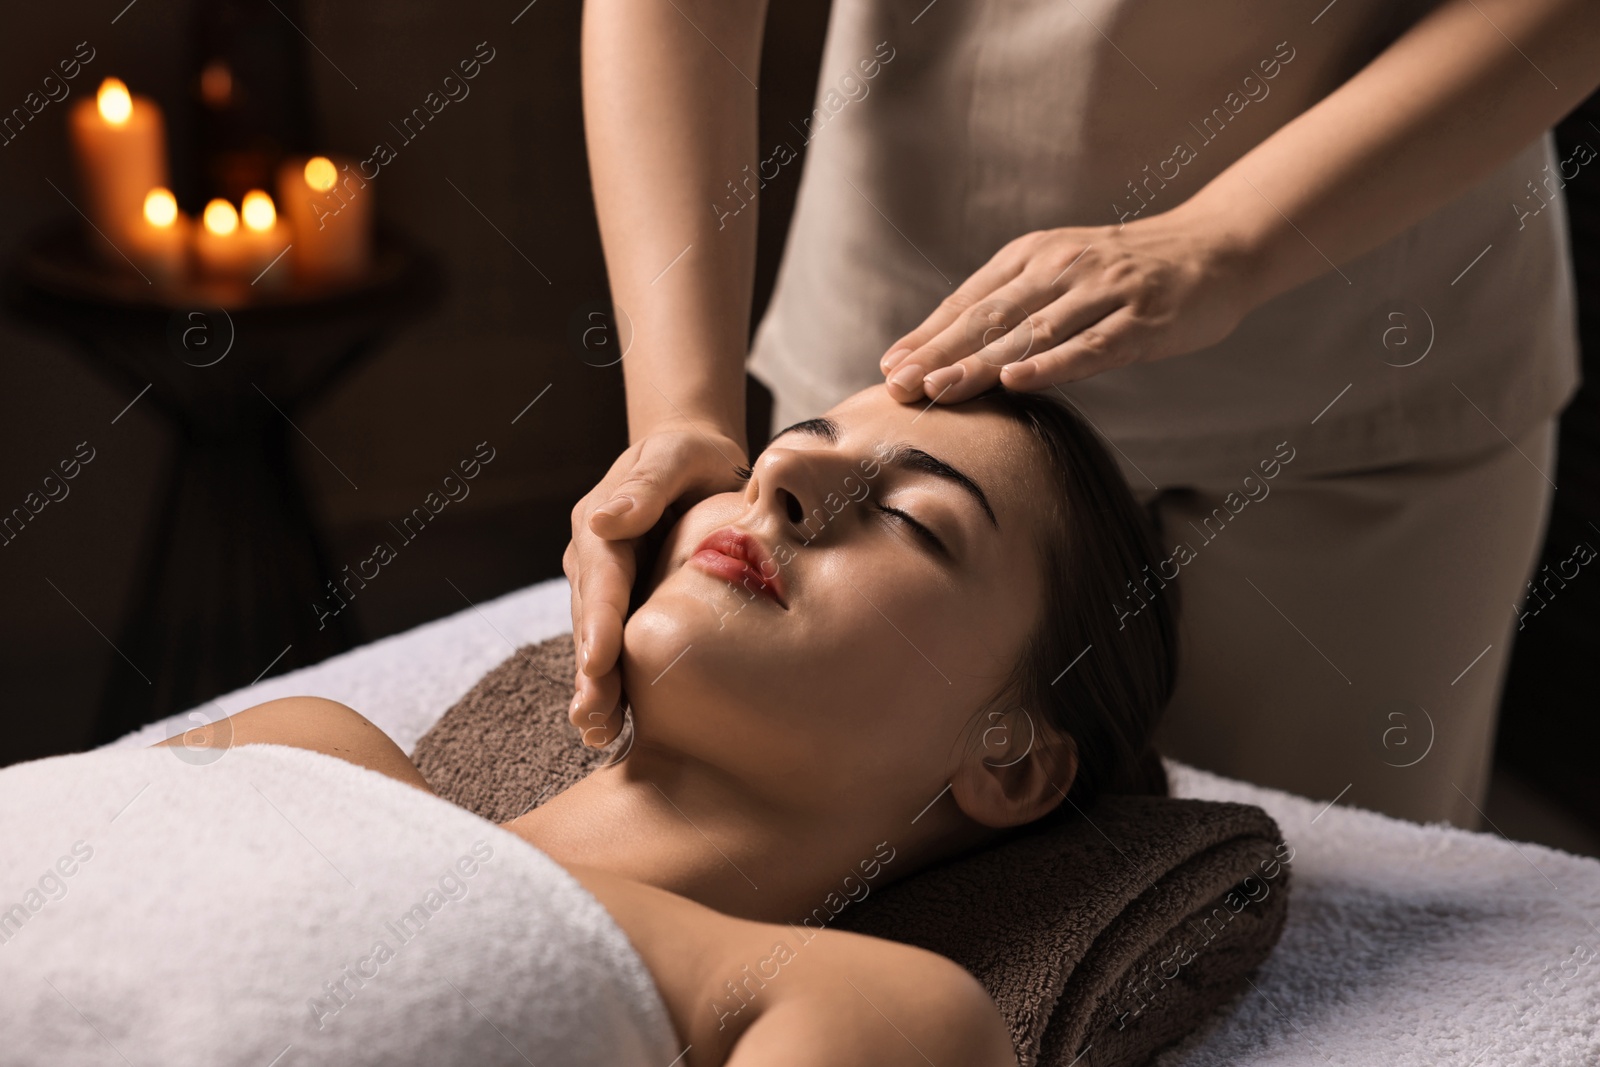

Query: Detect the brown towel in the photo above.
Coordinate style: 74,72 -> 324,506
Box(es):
412,635 -> 1291,1067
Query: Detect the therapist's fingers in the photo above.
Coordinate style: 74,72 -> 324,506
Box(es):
920,288 -> 1128,403
577,573 -> 630,682
566,423 -> 749,747
571,427 -> 740,673
565,534 -> 626,741
565,503 -> 631,672
883,234 -> 1103,400
566,533 -> 637,747
879,254 -> 1026,375
883,287 -> 1054,403
999,304 -> 1146,388
586,465 -> 678,543
564,535 -> 585,672
572,476 -> 657,690
573,666 -> 623,745
563,526 -> 628,738
888,213 -> 1263,399
565,491 -> 636,750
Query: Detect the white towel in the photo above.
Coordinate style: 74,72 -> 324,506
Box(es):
106,577 -> 1600,1065
0,742 -> 682,1067
1157,762 -> 1600,1066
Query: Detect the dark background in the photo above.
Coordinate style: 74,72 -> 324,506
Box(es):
0,1 -> 1595,855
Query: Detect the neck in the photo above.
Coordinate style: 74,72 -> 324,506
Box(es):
502,740 -> 949,923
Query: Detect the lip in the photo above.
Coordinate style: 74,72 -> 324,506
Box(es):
689,526 -> 789,609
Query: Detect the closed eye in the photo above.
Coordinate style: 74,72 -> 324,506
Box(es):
740,453 -> 950,557
876,503 -> 948,557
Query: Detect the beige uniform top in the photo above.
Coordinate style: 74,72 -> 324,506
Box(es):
747,0 -> 1582,484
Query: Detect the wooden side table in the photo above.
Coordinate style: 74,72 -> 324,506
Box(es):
6,220 -> 441,743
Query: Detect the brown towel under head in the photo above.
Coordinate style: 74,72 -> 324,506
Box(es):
412,635 -> 1291,1067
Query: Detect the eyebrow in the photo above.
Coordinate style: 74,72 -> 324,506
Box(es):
772,416 -> 1000,530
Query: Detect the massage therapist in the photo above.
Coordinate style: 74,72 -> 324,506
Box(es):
566,0 -> 1600,828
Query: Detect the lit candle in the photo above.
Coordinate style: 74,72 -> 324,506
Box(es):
276,155 -> 372,284
238,189 -> 290,288
194,198 -> 245,278
126,187 -> 189,286
68,78 -> 168,262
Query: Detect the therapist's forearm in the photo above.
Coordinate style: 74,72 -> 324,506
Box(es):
1185,0 -> 1600,303
581,0 -> 767,448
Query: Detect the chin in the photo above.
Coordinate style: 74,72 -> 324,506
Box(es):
619,591 -> 694,686
618,568 -> 779,724
617,572 -> 714,693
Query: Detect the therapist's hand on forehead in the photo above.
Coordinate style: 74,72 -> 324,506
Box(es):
877,208 -> 1261,404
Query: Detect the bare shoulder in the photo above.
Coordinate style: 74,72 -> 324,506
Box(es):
555,866 -> 1015,1067
154,696 -> 435,793
725,925 -> 1018,1067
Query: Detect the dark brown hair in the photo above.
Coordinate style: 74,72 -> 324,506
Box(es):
971,385 -> 1180,814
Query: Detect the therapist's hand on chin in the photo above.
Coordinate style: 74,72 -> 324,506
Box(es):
879,205 -> 1263,403
564,418 -> 748,746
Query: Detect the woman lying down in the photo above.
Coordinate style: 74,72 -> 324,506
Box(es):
1,383 -> 1177,1067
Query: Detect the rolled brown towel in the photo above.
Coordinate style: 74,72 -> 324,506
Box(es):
412,635 -> 1291,1067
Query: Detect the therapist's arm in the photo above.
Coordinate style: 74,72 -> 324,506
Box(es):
1198,0 -> 1600,307
568,0 -> 769,742
583,0 -> 767,442
882,0 -> 1600,400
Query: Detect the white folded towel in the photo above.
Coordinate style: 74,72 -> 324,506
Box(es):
0,743 -> 682,1067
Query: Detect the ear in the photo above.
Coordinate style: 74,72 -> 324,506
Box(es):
948,705 -> 1078,829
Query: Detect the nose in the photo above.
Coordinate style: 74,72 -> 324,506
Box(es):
748,444 -> 855,544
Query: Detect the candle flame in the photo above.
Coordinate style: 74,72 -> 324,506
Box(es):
200,59 -> 234,108
203,199 -> 239,237
304,156 -> 338,193
97,78 -> 133,125
143,188 -> 178,229
241,190 -> 276,232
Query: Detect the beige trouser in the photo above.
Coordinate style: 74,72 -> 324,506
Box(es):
773,391 -> 1559,828
1135,420 -> 1558,830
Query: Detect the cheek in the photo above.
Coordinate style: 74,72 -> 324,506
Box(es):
795,560 -> 973,715
830,562 -> 1020,725
619,598 -> 696,692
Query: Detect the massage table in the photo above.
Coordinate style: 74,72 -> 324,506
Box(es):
109,577 -> 1600,1065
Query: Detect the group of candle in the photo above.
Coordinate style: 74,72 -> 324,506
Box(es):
68,77 -> 372,290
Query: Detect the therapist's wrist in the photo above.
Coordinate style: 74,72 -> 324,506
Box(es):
630,409 -> 747,457
624,367 -> 747,453
1170,179 -> 1295,311
617,326 -> 749,446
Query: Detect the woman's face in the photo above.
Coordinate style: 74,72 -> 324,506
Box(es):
620,384 -> 1056,818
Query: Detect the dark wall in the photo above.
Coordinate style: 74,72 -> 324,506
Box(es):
0,0 -> 828,764
1495,96 -> 1600,826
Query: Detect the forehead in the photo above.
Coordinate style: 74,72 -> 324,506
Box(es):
821,386 -> 1051,527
